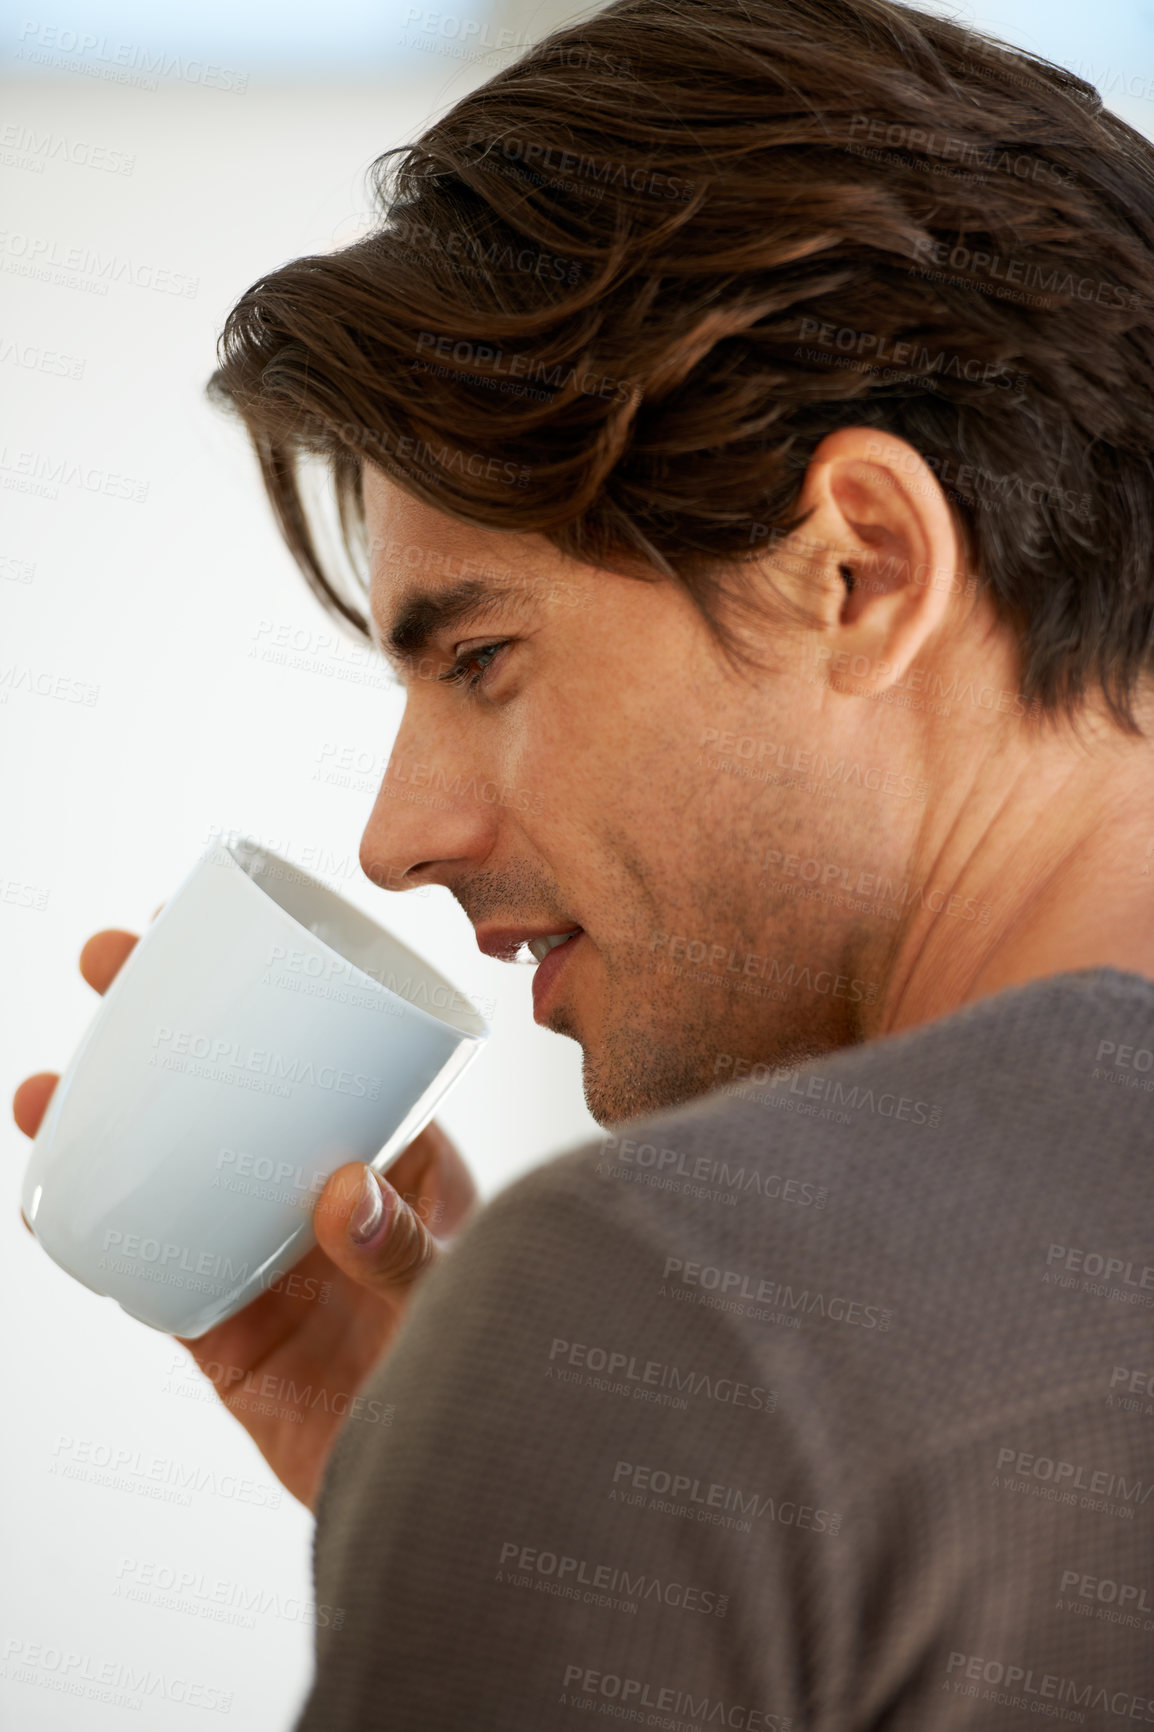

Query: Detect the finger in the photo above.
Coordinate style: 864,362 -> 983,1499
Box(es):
313,1162 -> 440,1301
385,1119 -> 478,1237
12,1072 -> 59,1235
12,1071 -> 59,1139
79,929 -> 140,995
77,899 -> 164,996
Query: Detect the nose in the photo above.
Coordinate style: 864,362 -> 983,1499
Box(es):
358,724 -> 500,894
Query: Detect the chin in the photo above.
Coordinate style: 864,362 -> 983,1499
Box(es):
580,1050 -> 713,1132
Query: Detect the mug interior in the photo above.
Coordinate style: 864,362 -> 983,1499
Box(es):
227,838 -> 488,1038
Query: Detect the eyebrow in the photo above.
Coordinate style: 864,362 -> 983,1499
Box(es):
374,578 -> 527,675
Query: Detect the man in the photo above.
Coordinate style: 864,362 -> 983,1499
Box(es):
15,0 -> 1154,1723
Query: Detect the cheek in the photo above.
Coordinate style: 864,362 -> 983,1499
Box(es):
487,697 -> 562,821
500,610 -> 713,827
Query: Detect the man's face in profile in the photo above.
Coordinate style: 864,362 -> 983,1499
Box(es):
358,463 -> 925,1128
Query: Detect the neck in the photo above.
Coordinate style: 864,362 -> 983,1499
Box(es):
878,700 -> 1154,1038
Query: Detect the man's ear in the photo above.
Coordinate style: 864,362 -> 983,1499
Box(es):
761,426 -> 972,697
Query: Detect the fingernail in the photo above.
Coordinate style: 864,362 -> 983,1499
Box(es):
348,1167 -> 390,1247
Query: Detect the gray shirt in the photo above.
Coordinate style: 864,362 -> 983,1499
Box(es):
293,966 -> 1154,1729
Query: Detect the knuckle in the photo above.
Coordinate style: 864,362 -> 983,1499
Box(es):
385,1202 -> 437,1284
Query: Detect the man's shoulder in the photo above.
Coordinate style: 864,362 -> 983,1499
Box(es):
505,956 -> 1154,1212
491,962 -> 1154,1241
458,964 -> 1154,1457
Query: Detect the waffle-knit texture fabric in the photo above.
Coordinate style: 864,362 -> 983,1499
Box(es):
295,967 -> 1154,1730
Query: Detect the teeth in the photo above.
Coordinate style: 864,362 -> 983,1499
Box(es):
528,930 -> 580,964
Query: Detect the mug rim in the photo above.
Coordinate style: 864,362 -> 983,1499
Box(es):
214,834 -> 490,1041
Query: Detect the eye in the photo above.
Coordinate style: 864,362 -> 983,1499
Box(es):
437,640 -> 511,692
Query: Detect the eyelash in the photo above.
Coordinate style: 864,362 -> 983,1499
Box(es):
437,640 -> 511,692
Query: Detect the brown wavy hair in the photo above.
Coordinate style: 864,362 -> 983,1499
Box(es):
206,0 -> 1154,731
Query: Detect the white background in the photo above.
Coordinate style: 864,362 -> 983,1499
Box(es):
3,1 -> 1152,1725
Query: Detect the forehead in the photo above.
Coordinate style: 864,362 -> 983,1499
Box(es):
365,465 -> 532,589
361,465 -> 555,664
363,465 -> 482,570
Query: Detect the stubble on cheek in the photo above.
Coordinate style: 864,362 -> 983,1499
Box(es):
564,862 -> 873,1127
562,927 -> 800,1127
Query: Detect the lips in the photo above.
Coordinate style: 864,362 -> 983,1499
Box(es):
475,924 -> 584,963
530,927 -> 584,1022
472,922 -> 587,1022
527,930 -> 581,964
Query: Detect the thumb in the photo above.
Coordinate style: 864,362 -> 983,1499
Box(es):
313,1162 -> 440,1299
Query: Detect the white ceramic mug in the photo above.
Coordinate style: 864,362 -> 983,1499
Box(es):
21,836 -> 489,1337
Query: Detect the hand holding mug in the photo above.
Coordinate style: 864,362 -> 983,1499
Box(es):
14,917 -> 479,1511
13,837 -> 489,1509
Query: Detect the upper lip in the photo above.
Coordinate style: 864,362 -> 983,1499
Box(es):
475,924 -> 582,962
